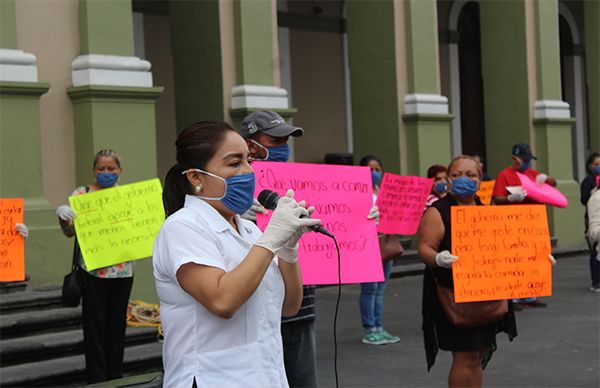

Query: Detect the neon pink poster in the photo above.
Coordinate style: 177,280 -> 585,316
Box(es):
516,172 -> 568,208
252,161 -> 383,285
376,174 -> 434,235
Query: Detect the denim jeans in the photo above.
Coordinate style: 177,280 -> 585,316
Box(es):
359,260 -> 393,330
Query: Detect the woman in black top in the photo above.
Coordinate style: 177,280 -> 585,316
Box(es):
417,155 -> 517,387
580,152 -> 600,292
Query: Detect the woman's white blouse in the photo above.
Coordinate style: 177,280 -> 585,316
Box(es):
153,195 -> 287,388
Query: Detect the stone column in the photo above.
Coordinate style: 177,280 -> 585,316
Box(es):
229,0 -> 294,124
67,0 -> 163,299
532,0 -> 581,246
0,0 -> 54,286
402,0 -> 452,175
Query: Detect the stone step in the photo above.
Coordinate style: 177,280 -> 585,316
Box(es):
0,306 -> 82,339
0,341 -> 163,387
0,326 -> 159,366
0,287 -> 63,313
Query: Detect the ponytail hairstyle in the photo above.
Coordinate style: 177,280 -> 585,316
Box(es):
163,121 -> 236,216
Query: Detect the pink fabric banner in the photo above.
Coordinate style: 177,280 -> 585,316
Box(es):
252,161 -> 383,285
516,172 -> 568,208
376,174 -> 434,235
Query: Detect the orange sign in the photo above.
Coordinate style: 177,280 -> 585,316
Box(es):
0,199 -> 25,282
476,180 -> 495,205
451,205 -> 552,302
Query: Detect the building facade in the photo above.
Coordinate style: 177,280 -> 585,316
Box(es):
1,0 -> 597,299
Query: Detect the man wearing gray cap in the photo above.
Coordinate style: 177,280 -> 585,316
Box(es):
239,110 -> 317,387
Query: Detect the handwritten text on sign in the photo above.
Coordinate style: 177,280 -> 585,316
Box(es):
451,205 -> 552,302
476,180 -> 495,206
376,174 -> 433,235
253,161 -> 382,285
0,199 -> 25,281
70,179 -> 165,270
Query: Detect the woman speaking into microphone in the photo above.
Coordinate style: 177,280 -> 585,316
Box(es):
154,121 -> 319,388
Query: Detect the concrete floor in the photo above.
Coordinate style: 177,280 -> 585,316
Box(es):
314,253 -> 599,388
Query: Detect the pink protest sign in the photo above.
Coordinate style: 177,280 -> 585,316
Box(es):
516,172 -> 568,208
376,174 -> 434,235
252,161 -> 383,285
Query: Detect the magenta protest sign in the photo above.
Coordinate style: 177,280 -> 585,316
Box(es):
516,172 -> 568,208
252,161 -> 383,285
376,174 -> 433,235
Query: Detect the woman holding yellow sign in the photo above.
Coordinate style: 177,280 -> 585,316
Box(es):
155,121 -> 318,387
56,149 -> 133,384
417,155 -> 517,388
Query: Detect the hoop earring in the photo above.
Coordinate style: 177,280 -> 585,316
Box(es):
194,184 -> 202,193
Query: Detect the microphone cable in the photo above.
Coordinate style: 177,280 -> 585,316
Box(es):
331,235 -> 342,388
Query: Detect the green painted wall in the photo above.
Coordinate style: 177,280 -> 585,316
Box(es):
479,1 -> 531,176
68,85 -> 163,301
0,0 -> 17,49
585,0 -> 600,152
234,0 -> 274,86
403,115 -> 453,176
404,0 -> 438,94
346,0 -> 401,173
170,0 -> 224,130
79,0 -> 135,56
0,82 -> 73,288
534,0 -> 561,100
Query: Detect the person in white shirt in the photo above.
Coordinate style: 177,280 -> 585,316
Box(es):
154,120 -> 319,388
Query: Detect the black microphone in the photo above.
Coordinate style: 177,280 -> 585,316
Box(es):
257,189 -> 334,238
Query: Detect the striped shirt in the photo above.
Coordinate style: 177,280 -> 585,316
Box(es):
281,285 -> 316,323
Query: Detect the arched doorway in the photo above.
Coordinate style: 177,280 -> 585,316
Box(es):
457,2 -> 486,160
558,3 -> 587,181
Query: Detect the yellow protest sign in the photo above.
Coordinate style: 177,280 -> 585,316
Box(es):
476,180 -> 495,205
69,179 -> 165,270
451,205 -> 552,302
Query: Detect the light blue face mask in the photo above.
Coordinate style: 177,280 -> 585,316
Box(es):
183,169 -> 256,214
450,176 -> 479,198
250,140 -> 290,162
434,182 -> 448,194
593,165 -> 600,176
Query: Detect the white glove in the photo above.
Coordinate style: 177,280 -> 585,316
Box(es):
15,223 -> 29,238
536,174 -> 548,186
56,205 -> 76,222
435,250 -> 458,269
367,205 -> 380,225
508,189 -> 528,203
254,189 -> 321,259
277,202 -> 316,264
548,254 -> 556,266
241,198 -> 267,222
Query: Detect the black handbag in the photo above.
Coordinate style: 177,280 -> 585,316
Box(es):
61,237 -> 83,307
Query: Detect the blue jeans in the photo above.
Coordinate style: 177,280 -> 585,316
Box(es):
359,260 -> 393,330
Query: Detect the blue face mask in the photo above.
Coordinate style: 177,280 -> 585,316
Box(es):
450,176 -> 479,198
371,170 -> 382,187
185,169 -> 256,215
593,165 -> 600,176
250,140 -> 290,162
96,173 -> 119,188
519,160 -> 531,172
434,182 -> 448,194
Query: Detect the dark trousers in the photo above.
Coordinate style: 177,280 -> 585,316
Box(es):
588,238 -> 600,287
81,271 -> 133,384
281,320 -> 317,388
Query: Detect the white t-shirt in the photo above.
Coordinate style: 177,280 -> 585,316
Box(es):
153,195 -> 288,388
